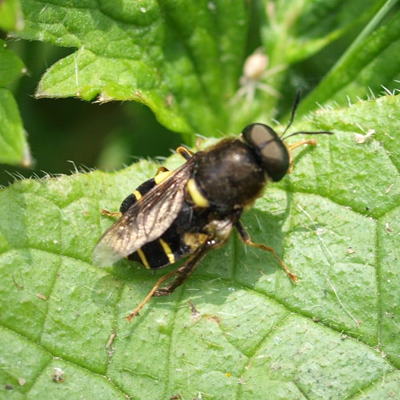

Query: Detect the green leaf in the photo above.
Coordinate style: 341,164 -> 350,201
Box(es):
0,40 -> 31,167
299,6 -> 400,115
260,0 -> 385,65
250,0 -> 385,111
0,0 -> 24,31
16,0 -> 248,138
0,39 -> 25,86
1,94 -> 400,399
14,1 -> 392,139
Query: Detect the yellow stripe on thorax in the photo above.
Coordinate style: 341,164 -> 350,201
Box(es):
137,248 -> 151,269
159,238 -> 175,264
154,170 -> 173,184
187,178 -> 209,208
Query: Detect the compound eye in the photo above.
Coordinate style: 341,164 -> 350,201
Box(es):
242,123 -> 289,182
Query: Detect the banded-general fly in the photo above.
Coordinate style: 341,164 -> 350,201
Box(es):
93,96 -> 332,320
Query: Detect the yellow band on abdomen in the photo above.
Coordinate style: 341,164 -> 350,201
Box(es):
154,170 -> 173,184
133,190 -> 142,200
159,238 -> 175,264
137,248 -> 150,269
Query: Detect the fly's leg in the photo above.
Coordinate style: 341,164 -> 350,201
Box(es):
154,246 -> 209,297
155,166 -> 169,175
286,139 -> 317,174
235,221 -> 297,283
101,210 -> 122,218
153,166 -> 172,184
125,268 -> 179,322
177,146 -> 194,160
126,245 -> 209,321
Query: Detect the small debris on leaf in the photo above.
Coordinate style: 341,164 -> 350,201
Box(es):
354,129 -> 375,144
385,184 -> 394,194
52,367 -> 66,383
106,332 -> 116,349
18,378 -> 26,386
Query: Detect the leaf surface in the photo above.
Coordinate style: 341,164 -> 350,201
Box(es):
1,95 -> 400,399
0,40 -> 30,166
16,0 -> 248,137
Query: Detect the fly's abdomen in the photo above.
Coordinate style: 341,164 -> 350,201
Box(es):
128,223 -> 190,269
121,167 -> 210,269
119,168 -> 173,214
128,202 -> 209,269
119,179 -> 156,213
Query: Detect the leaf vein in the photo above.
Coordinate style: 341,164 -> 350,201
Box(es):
0,322 -> 132,398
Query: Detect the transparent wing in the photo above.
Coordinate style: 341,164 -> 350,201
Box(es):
93,159 -> 196,267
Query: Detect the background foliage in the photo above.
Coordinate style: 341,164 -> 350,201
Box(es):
1,0 -> 400,399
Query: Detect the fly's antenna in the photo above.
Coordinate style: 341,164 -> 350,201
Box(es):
280,90 -> 301,138
280,91 -> 333,140
282,130 -> 334,141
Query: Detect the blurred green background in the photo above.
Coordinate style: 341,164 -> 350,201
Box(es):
0,39 -> 182,186
0,2 -> 381,187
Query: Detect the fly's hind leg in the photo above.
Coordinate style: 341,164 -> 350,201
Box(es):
125,268 -> 179,322
235,220 -> 297,283
154,245 -> 209,297
101,209 -> 123,218
154,166 -> 172,184
155,166 -> 169,175
286,139 -> 317,174
126,245 -> 209,321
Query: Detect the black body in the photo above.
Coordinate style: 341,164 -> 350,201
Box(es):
194,139 -> 265,215
109,124 -> 290,270
124,183 -> 208,269
92,106 -> 333,320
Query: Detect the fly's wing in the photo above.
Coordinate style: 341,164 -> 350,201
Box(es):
92,159 -> 196,267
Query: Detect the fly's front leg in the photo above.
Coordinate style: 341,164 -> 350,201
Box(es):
235,220 -> 297,283
125,245 -> 209,321
286,139 -> 317,174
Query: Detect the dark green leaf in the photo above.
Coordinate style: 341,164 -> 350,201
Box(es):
261,0 -> 386,65
17,0 -> 248,137
299,7 -> 400,115
0,39 -> 30,166
0,39 -> 25,86
0,88 -> 27,165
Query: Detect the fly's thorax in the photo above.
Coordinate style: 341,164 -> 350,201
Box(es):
192,139 -> 265,214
